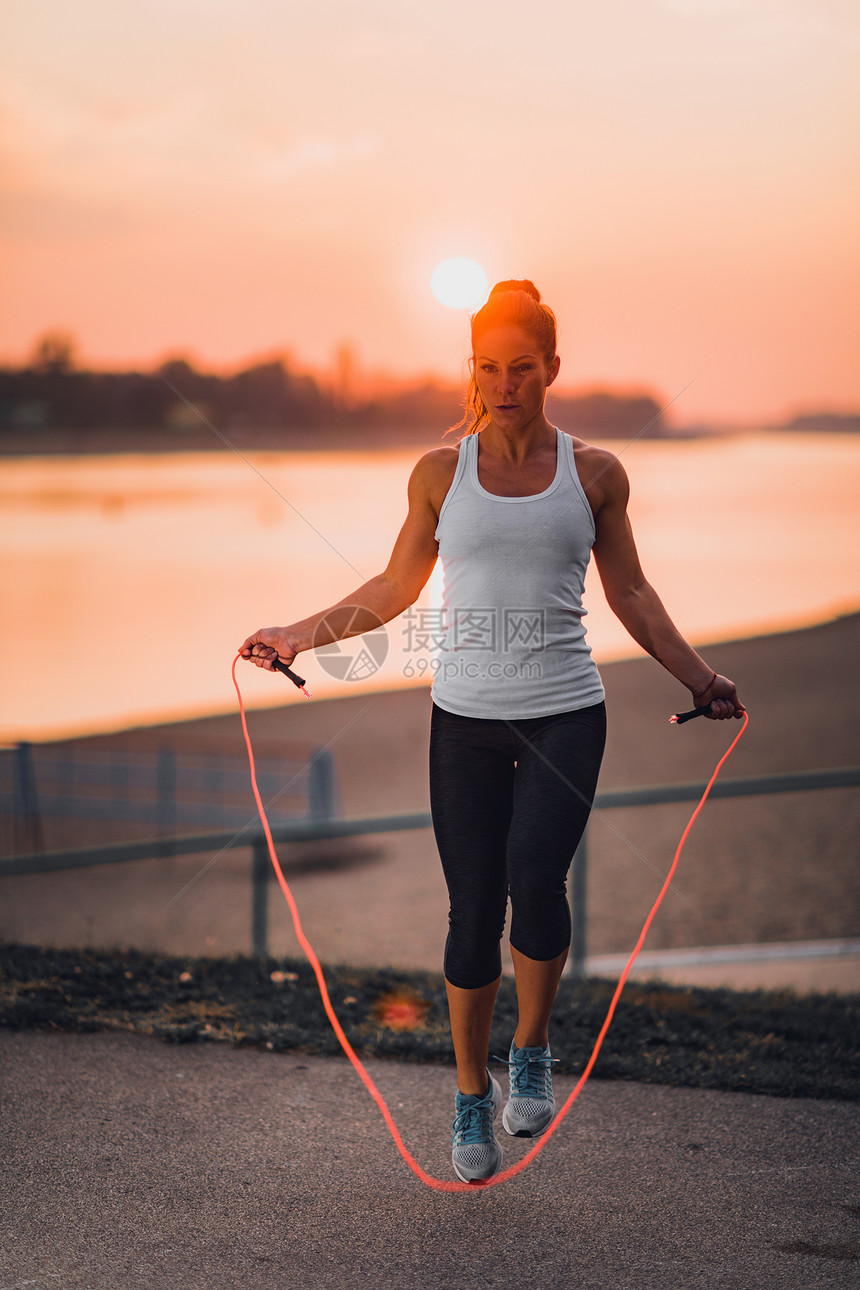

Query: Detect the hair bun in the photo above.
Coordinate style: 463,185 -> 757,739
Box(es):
489,279 -> 541,303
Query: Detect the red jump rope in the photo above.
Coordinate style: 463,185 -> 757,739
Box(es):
233,653 -> 748,1192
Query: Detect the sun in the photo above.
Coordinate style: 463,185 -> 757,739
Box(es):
431,257 -> 489,310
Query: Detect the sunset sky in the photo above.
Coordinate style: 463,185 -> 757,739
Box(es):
2,0 -> 858,425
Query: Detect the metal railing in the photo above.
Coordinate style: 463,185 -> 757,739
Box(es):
1,764 -> 857,971
0,740 -> 337,854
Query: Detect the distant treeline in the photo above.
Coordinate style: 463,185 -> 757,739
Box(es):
0,351 -> 331,439
0,333 -> 674,451
2,333 -> 856,453
780,411 -> 860,434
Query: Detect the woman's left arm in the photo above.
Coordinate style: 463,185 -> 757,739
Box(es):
589,452 -> 745,720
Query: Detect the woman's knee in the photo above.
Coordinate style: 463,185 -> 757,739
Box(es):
509,887 -> 571,961
444,929 -> 503,990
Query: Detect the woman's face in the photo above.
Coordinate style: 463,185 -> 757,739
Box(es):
473,325 -> 560,432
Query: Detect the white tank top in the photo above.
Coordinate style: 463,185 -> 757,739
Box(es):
430,427 -> 605,719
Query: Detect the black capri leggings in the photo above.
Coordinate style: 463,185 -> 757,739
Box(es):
429,699 -> 606,990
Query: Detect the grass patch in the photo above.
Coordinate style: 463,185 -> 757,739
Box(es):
2,942 -> 858,1100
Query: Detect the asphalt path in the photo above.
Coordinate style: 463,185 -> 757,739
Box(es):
2,1030 -> 859,1290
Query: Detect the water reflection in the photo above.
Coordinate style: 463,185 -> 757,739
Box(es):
0,433 -> 858,742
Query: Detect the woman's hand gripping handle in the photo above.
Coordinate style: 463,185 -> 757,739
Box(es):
238,629 -> 312,697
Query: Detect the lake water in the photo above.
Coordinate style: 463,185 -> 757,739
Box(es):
1,432 -> 858,742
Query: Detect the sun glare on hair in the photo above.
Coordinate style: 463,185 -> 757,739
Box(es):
431,257 -> 489,310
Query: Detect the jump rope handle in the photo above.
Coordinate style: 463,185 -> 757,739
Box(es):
277,663 -> 708,717
272,658 -> 312,698
276,662 -> 709,718
669,705 -> 710,724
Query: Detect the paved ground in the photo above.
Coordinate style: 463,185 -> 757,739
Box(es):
2,1030 -> 859,1290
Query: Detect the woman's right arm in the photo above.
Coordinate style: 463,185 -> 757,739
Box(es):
238,447 -> 457,671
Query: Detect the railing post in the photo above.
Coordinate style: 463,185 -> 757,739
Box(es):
569,826 -> 588,978
252,835 -> 269,959
307,749 -> 336,820
14,741 -> 44,853
156,748 -> 177,838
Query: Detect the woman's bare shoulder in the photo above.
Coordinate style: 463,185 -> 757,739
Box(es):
567,434 -> 619,473
409,443 -> 461,509
413,442 -> 461,473
566,435 -> 629,508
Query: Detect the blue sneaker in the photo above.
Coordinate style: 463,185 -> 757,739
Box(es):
499,1040 -> 558,1137
451,1071 -> 503,1183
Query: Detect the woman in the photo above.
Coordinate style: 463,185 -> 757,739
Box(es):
239,280 -> 744,1183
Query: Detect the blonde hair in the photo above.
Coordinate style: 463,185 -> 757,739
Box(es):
451,280 -> 558,437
